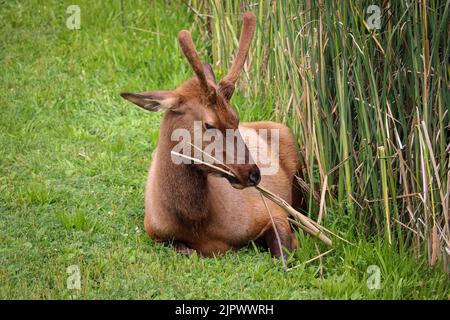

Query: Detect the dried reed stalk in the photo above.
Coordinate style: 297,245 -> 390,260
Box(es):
171,150 -> 333,246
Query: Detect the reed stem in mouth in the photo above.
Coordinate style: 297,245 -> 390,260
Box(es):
171,150 -> 333,246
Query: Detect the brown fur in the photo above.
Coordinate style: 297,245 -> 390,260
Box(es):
121,12 -> 303,258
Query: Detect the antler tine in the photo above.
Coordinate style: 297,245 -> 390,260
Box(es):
178,30 -> 211,97
219,12 -> 256,100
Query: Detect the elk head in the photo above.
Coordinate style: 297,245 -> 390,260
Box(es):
121,12 -> 260,188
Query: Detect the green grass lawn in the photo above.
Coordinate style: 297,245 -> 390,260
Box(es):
0,0 -> 448,299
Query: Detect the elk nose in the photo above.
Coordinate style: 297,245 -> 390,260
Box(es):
248,167 -> 261,186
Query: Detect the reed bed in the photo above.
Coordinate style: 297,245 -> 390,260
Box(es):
188,0 -> 449,271
170,150 -> 333,246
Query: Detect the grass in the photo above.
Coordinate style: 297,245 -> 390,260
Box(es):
0,0 -> 448,299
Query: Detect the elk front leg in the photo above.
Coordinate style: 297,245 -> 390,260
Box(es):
259,218 -> 297,259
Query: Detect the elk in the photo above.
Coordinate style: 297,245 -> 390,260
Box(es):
120,12 -> 304,258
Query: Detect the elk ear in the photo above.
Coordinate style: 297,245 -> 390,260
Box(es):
120,90 -> 178,112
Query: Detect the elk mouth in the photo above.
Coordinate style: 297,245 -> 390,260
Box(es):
222,165 -> 261,189
206,167 -> 245,189
225,175 -> 245,189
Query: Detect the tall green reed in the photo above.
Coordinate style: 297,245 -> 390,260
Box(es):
190,0 -> 449,271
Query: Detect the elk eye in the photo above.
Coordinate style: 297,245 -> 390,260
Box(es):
204,122 -> 215,130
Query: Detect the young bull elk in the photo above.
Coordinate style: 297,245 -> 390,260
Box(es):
120,12 -> 304,257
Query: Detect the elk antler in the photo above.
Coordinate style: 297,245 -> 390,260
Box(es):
178,30 -> 215,102
219,12 -> 256,100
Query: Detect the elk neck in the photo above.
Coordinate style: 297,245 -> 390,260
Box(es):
154,111 -> 209,226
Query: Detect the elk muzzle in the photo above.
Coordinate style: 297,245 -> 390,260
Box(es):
227,163 -> 261,189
